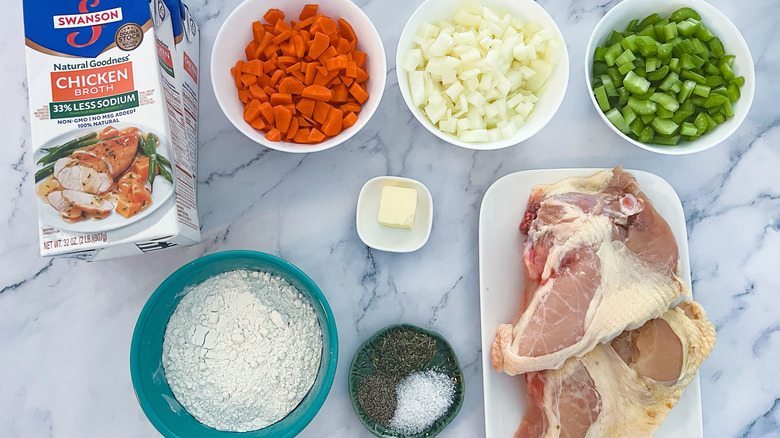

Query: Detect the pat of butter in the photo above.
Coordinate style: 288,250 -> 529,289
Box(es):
377,186 -> 418,230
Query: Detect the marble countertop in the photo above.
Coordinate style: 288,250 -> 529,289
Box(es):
2,0 -> 779,436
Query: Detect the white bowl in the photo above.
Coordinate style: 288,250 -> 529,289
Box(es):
395,0 -> 569,150
211,0 -> 387,153
585,0 -> 755,155
356,176 -> 433,253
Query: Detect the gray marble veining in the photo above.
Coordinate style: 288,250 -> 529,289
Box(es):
1,0 -> 779,437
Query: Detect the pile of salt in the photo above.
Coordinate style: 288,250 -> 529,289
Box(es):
388,369 -> 456,435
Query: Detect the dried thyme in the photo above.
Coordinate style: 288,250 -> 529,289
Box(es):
371,330 -> 437,382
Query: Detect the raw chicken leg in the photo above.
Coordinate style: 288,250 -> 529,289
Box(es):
515,301 -> 716,438
492,168 -> 685,375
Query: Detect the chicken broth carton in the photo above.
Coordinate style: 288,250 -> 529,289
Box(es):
23,0 -> 200,260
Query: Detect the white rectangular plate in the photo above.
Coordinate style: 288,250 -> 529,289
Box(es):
479,168 -> 702,438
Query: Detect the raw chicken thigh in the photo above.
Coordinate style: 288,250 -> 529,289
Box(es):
515,301 -> 716,438
492,167 -> 686,375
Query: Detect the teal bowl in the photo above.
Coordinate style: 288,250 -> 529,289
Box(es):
130,250 -> 338,438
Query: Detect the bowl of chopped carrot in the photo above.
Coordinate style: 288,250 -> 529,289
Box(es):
212,0 -> 387,153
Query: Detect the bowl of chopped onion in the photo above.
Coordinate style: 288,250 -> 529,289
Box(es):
396,0 -> 568,150
585,0 -> 755,154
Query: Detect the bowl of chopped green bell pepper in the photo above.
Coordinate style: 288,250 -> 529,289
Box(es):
585,0 -> 754,154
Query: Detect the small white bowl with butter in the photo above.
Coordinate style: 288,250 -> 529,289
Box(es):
356,176 -> 433,252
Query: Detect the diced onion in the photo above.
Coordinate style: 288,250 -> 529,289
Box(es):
404,0 -> 562,142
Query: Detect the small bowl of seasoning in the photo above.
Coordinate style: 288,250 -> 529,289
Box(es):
130,250 -> 338,437
348,323 -> 464,437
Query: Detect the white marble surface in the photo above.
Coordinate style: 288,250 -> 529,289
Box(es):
1,0 -> 779,437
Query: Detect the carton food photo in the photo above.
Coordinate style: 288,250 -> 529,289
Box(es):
22,0 -> 200,260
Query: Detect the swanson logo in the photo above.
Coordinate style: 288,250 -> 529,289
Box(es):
52,1 -> 124,48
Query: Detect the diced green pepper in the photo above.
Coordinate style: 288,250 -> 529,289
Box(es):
605,108 -> 631,133
704,93 -> 728,108
680,122 -> 698,136
623,70 -> 651,94
639,13 -> 662,28
594,46 -> 608,61
678,80 -> 696,102
659,71 -> 680,91
617,87 -> 629,106
650,92 -> 680,111
693,83 -> 711,97
615,49 -> 637,66
618,61 -> 636,75
719,62 -> 735,81
671,7 -> 701,22
639,125 -> 655,142
709,37 -> 725,58
601,74 -> 618,97
672,100 -> 695,124
664,22 -> 678,41
628,96 -> 657,115
681,69 -> 707,84
646,65 -> 669,81
654,134 -> 681,145
594,85 -> 611,111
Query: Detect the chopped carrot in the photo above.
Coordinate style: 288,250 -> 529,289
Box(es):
321,107 -> 343,136
293,128 -> 312,143
317,46 -> 337,64
265,128 -> 283,142
331,83 -> 349,103
245,40 -> 258,60
294,16 -> 316,31
326,55 -> 348,71
243,98 -> 262,122
338,18 -> 356,41
286,117 -> 299,140
272,30 -> 293,45
293,34 -> 305,58
308,128 -> 326,143
312,16 -> 337,36
241,59 -> 263,75
355,66 -> 369,83
274,105 -> 293,133
270,93 -> 293,105
302,85 -> 332,101
336,38 -> 351,55
346,61 -> 357,78
342,111 -> 358,129
250,117 -> 266,130
309,32 -> 330,59
296,98 -> 316,117
278,77 -> 305,95
263,9 -> 284,25
237,89 -> 250,103
299,4 -> 318,20
276,55 -> 298,66
269,69 -> 285,87
304,62 -> 318,85
252,21 -> 265,42
258,101 -> 275,124
249,83 -> 268,101
232,5 -> 370,144
290,69 -> 306,83
352,50 -> 367,67
313,101 -> 333,124
273,18 -> 292,34
340,102 -> 362,113
349,82 -> 369,103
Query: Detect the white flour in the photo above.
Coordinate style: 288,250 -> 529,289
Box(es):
162,269 -> 322,432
